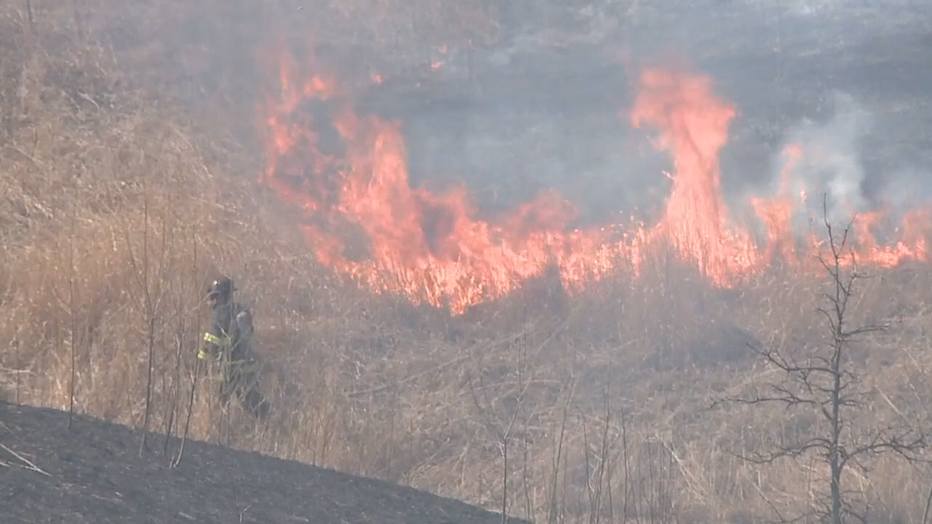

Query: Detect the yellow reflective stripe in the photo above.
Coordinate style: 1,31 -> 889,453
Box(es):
203,332 -> 235,352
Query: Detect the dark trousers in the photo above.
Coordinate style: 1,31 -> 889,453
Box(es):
218,358 -> 269,420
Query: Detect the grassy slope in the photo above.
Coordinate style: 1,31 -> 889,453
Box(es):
2,1 -> 932,523
1,401 -> 525,524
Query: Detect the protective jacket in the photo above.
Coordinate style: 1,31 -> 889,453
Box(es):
199,301 -> 255,364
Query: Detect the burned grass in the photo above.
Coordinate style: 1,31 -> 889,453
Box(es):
0,401 -> 520,524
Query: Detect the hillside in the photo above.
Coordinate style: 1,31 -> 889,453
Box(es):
2,1 -> 932,523
0,401 -> 521,524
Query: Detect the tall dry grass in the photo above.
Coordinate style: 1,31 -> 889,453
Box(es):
3,2 -> 932,523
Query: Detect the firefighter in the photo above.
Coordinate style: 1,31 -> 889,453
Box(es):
199,276 -> 269,420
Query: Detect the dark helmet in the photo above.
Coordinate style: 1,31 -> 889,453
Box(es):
208,276 -> 235,299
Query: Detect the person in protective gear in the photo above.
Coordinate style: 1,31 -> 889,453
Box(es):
199,276 -> 269,420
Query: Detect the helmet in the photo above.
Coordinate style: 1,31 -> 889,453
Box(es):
208,276 -> 235,299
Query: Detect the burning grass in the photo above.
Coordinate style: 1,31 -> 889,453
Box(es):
3,1 -> 932,523
261,47 -> 931,317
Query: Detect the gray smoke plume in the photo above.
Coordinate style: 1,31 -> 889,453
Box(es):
770,90 -> 873,227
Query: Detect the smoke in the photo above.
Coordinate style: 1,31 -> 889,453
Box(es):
769,90 -> 873,226
879,166 -> 932,211
783,0 -> 837,17
401,76 -> 669,227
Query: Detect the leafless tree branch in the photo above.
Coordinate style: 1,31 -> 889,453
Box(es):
714,194 -> 928,524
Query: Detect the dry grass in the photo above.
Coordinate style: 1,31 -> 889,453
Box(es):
3,1 -> 932,523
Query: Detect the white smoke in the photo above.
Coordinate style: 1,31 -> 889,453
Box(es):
879,166 -> 931,210
772,90 -> 873,226
782,0 -> 836,17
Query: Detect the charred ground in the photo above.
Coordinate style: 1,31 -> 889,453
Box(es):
0,401 -> 519,524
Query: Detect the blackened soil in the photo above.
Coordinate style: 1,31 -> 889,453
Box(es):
0,402 -> 520,524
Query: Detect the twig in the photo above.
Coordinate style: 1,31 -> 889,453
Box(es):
921,482 -> 932,524
67,197 -> 77,429
0,443 -> 50,476
25,0 -> 35,28
172,230 -> 201,469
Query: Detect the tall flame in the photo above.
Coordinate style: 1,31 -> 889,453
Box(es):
260,48 -> 931,314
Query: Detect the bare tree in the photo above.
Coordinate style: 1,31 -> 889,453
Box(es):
124,189 -> 169,456
468,337 -> 529,524
67,199 -> 77,429
172,230 -> 201,469
547,375 -> 576,524
587,385 -> 615,524
719,197 -> 926,523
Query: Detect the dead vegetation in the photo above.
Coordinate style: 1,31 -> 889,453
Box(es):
2,1 -> 932,523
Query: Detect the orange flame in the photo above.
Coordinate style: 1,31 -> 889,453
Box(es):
260,49 -> 931,313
